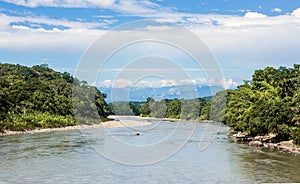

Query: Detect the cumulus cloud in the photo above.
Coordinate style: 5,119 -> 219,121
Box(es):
207,78 -> 238,89
0,13 -> 108,51
98,79 -> 133,88
244,12 -> 267,18
96,78 -> 238,89
291,8 -> 300,17
134,79 -> 177,88
272,8 -> 282,13
177,78 -> 238,89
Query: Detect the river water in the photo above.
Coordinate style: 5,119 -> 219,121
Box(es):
0,116 -> 299,183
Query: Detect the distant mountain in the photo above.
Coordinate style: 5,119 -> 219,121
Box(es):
99,85 -> 224,103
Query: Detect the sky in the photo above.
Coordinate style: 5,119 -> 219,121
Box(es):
1,0 -> 300,89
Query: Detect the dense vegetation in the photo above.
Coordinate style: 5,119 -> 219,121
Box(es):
109,102 -> 141,116
0,63 -> 109,132
111,97 -> 211,120
225,65 -> 300,144
140,98 -> 198,119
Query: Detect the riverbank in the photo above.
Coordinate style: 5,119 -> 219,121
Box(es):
231,131 -> 300,155
0,118 -> 152,137
0,115 -> 213,137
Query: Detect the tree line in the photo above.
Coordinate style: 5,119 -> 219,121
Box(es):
0,63 -> 109,132
110,97 -> 212,121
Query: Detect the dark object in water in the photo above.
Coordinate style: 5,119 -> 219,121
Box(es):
131,133 -> 140,136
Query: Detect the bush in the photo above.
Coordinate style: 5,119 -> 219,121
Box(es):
290,127 -> 300,145
1,112 -> 77,131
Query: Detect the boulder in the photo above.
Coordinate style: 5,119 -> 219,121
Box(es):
248,140 -> 263,147
267,143 -> 276,149
279,140 -> 293,147
253,133 -> 278,142
232,131 -> 250,142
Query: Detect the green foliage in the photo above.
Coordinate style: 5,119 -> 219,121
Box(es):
210,90 -> 228,122
149,99 -> 168,118
225,64 -> 300,144
199,104 -> 211,120
4,112 -> 76,131
0,63 -> 109,132
139,97 -> 154,117
165,98 -> 181,119
290,127 -> 300,145
110,102 -> 141,116
138,97 -> 209,120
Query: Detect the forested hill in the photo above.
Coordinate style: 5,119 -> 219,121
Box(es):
0,63 -> 109,132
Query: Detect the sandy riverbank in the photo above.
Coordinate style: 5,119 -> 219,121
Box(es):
0,118 -> 152,137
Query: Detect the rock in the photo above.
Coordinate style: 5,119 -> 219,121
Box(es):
248,140 -> 263,147
279,140 -> 293,147
130,133 -> 140,136
253,133 -> 278,143
267,143 -> 276,149
254,136 -> 264,141
232,131 -> 251,142
277,140 -> 295,152
267,133 -> 277,139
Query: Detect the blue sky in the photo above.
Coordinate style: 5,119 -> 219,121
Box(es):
1,0 -> 300,89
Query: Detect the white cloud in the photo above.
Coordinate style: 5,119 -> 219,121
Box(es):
112,79 -> 133,88
207,78 -> 238,89
98,79 -> 133,88
0,13 -> 108,51
96,78 -> 238,89
272,8 -> 282,13
177,78 -> 237,89
134,79 -> 177,88
291,8 -> 300,18
244,12 -> 267,18
144,25 -> 171,31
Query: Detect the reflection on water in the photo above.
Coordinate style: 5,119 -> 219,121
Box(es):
237,145 -> 300,183
0,116 -> 299,183
0,131 -> 86,160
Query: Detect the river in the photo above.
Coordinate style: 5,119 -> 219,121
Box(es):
0,116 -> 299,183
